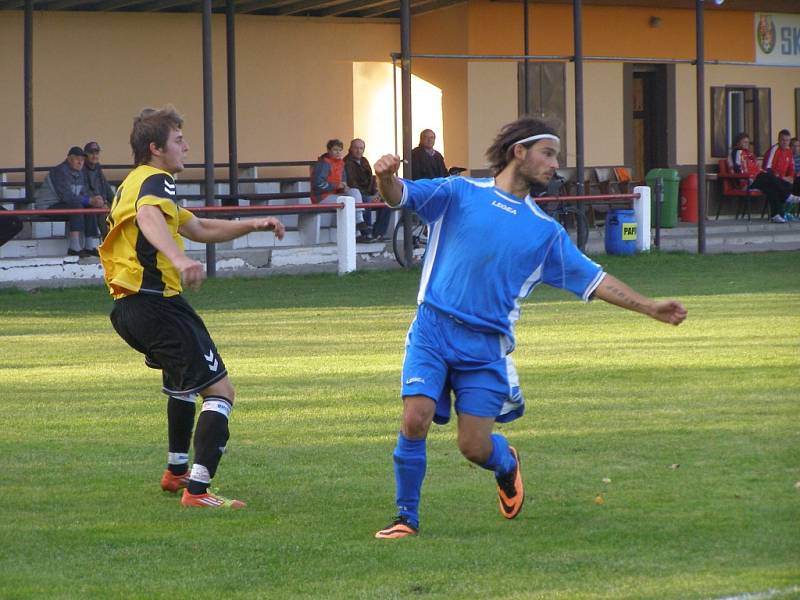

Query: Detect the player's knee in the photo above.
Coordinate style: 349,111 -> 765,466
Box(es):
457,434 -> 491,464
401,413 -> 429,438
202,378 -> 235,404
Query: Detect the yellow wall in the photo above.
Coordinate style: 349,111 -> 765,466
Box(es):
411,2 -> 469,169
1,3 -> 797,179
0,11 -> 398,173
466,61 -> 517,170
466,1 -> 754,61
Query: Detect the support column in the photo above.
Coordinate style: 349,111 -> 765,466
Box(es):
573,0 -> 585,195
400,0 -> 413,268
695,0 -> 707,254
24,0 -> 34,203
202,0 -> 216,275
225,0 -> 238,208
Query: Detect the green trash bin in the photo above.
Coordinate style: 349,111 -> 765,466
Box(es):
645,168 -> 680,229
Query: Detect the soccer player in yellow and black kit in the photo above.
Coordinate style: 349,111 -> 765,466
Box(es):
99,106 -> 285,509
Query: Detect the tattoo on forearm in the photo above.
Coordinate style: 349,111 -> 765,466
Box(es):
606,284 -> 645,311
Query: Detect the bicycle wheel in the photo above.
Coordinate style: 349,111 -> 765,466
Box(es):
557,207 -> 589,252
392,213 -> 427,267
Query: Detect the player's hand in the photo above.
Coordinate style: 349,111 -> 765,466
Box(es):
174,255 -> 206,292
650,300 -> 687,326
251,217 -> 285,240
373,155 -> 402,179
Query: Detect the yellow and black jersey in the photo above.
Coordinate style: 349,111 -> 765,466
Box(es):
99,165 -> 194,299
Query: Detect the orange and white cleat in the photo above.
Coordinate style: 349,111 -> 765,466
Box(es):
374,516 -> 418,539
181,489 -> 246,509
496,446 -> 524,519
160,469 -> 190,493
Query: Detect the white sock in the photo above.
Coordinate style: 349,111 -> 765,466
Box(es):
85,236 -> 100,250
189,464 -> 211,484
787,194 -> 800,205
168,452 -> 189,466
69,237 -> 82,252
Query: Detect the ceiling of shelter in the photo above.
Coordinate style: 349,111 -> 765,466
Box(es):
0,0 -> 798,17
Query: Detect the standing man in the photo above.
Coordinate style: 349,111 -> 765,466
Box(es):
345,138 -> 391,241
99,106 -> 285,509
410,129 -> 448,181
372,116 -> 687,539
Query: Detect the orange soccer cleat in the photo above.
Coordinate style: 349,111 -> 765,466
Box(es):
374,516 -> 418,539
496,446 -> 524,519
160,469 -> 190,493
180,489 -> 246,509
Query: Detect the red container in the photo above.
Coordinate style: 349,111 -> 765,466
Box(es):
679,174 -> 698,223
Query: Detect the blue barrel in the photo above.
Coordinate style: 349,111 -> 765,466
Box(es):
605,209 -> 637,255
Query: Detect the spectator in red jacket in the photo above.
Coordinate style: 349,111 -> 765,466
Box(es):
310,139 -> 369,241
790,137 -> 800,195
730,131 -> 800,223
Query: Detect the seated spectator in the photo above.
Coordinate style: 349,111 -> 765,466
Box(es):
83,141 -> 115,238
791,137 -> 800,196
345,138 -> 391,241
83,141 -> 114,206
35,146 -> 105,256
410,129 -> 448,181
729,131 -> 799,223
311,139 -> 369,242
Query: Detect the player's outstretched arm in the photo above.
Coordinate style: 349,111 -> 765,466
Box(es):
179,216 -> 285,244
374,155 -> 405,207
593,274 -> 687,326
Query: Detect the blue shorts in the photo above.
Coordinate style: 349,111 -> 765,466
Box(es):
401,303 -> 525,424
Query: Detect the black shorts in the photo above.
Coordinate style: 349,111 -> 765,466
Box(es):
110,293 -> 228,396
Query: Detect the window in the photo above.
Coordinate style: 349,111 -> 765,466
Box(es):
796,88 -> 800,139
518,62 -> 566,163
711,86 -> 771,158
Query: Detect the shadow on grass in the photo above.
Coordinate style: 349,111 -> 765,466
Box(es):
0,252 -> 797,318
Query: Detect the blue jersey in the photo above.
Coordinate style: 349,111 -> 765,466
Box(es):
399,176 -> 605,345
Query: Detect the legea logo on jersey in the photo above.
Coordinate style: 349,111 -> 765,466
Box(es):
405,376 -> 425,385
491,200 -> 517,215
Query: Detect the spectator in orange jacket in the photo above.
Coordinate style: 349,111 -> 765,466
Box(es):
311,138 -> 369,241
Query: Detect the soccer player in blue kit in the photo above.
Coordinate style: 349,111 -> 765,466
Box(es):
373,117 -> 688,539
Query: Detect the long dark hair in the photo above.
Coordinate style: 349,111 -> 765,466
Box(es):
485,116 -> 559,176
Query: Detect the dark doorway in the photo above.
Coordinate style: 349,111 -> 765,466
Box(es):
631,65 -> 668,180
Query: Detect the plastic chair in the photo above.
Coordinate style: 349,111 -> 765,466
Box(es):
717,159 -> 765,221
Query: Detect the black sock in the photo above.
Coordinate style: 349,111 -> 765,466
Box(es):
188,396 -> 232,494
167,395 -> 196,474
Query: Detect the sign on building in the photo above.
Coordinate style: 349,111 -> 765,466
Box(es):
755,13 -> 800,66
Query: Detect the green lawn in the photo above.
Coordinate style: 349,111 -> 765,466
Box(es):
1,252 -> 798,599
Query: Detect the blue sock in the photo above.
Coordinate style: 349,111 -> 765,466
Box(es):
393,432 -> 426,529
481,433 -> 517,477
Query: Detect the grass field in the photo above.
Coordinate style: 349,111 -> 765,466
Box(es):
1,252 -> 798,599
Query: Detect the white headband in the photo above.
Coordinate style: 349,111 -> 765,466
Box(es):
513,133 -> 560,146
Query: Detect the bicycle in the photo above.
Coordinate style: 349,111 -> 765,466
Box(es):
538,175 -> 590,252
392,211 -> 427,267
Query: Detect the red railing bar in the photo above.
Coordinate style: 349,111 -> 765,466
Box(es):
0,202 -> 390,218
